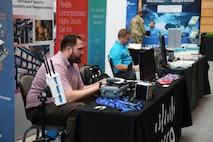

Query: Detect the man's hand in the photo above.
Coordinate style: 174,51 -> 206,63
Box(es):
133,65 -> 139,70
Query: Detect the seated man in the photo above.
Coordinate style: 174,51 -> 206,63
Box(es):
148,20 -> 159,36
26,34 -> 104,142
109,29 -> 139,80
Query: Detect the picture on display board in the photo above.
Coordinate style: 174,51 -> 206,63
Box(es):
14,19 -> 33,44
35,20 -> 53,41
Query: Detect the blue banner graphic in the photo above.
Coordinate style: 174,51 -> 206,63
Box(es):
126,0 -> 138,31
142,0 -> 201,44
126,0 -> 138,43
0,0 -> 15,141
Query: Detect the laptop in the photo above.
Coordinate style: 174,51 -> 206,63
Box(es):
146,31 -> 151,36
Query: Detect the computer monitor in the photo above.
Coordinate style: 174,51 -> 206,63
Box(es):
158,34 -> 167,67
168,28 -> 181,49
128,48 -> 143,65
138,48 -> 155,82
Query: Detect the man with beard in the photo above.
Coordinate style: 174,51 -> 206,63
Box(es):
26,34 -> 102,142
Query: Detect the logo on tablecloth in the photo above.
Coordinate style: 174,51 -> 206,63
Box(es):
155,96 -> 176,142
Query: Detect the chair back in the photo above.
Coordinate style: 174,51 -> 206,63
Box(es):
18,74 -> 66,142
18,74 -> 35,107
108,55 -> 115,76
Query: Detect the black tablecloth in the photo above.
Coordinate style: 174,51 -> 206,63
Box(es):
129,48 -> 211,111
168,56 -> 211,110
71,76 -> 192,142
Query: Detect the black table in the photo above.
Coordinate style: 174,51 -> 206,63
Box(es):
71,76 -> 192,142
168,56 -> 211,110
129,48 -> 211,111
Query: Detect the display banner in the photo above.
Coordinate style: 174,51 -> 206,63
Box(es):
0,0 -> 15,141
126,0 -> 138,43
88,0 -> 106,71
126,0 -> 138,31
56,0 -> 88,67
142,0 -> 201,44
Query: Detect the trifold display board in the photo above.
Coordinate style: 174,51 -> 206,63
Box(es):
56,0 -> 106,71
142,0 -> 201,44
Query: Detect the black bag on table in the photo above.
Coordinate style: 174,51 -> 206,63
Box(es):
80,64 -> 109,85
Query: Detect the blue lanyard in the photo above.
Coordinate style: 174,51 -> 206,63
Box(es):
96,97 -> 142,113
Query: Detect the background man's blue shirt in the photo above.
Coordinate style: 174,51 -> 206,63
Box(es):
109,40 -> 133,74
150,27 -> 159,36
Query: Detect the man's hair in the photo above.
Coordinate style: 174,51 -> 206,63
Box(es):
118,29 -> 130,38
60,34 -> 82,51
137,10 -> 142,15
150,20 -> 155,24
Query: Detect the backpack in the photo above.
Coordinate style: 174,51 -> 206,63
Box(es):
80,64 -> 109,85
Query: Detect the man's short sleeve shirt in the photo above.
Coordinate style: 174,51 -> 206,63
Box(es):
109,41 -> 133,74
26,51 -> 84,109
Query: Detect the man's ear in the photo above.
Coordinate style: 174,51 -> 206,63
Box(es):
67,45 -> 73,54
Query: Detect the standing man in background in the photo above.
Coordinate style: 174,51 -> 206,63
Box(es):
130,10 -> 146,44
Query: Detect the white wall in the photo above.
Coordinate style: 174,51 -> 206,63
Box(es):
105,0 -> 127,77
